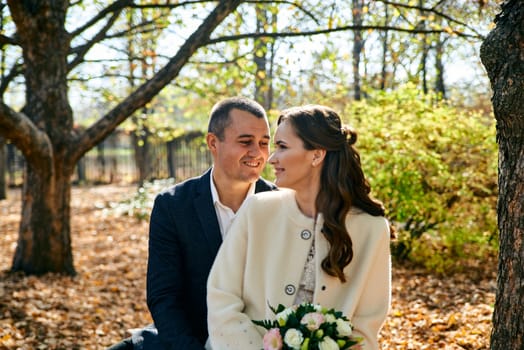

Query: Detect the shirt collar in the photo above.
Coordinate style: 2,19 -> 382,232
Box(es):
210,167 -> 257,208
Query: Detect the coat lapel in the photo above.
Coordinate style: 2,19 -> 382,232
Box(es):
194,170 -> 222,255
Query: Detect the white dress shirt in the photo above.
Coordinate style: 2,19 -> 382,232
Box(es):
210,168 -> 256,238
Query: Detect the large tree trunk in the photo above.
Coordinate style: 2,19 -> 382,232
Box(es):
480,1 -> 524,349
14,160 -> 75,275
9,0 -> 76,274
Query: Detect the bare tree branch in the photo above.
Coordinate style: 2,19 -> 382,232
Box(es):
0,101 -> 52,167
206,24 -> 483,46
245,0 -> 321,24
0,61 -> 24,95
128,0 -> 219,9
69,0 -> 132,38
68,10 -> 122,71
0,33 -> 18,48
69,0 -> 217,38
71,0 -> 244,162
102,17 -> 166,41
376,0 -> 486,38
69,16 -> 166,71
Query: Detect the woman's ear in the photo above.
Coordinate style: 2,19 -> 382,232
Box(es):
312,149 -> 326,167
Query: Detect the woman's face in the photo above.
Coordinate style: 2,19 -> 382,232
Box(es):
268,120 -> 319,191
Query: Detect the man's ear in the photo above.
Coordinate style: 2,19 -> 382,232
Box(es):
206,133 -> 218,154
312,149 -> 326,167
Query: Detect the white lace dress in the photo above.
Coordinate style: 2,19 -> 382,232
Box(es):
293,237 -> 316,305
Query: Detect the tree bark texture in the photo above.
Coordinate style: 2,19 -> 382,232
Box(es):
480,0 -> 524,349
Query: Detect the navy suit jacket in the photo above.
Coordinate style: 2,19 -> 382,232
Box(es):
146,169 -> 276,349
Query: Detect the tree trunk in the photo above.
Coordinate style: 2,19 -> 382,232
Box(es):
6,143 -> 16,187
380,4 -> 389,91
352,0 -> 364,101
434,34 -> 446,99
480,1 -> 524,349
0,137 -> 6,200
9,0 -> 76,274
418,0 -> 428,94
254,4 -> 270,109
132,121 -> 152,186
13,161 -> 75,275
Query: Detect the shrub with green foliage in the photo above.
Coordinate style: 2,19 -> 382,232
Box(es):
107,178 -> 176,221
343,85 -> 498,273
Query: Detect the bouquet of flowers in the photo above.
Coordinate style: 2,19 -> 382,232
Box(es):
253,302 -> 363,350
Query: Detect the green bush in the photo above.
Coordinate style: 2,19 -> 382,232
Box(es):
343,85 -> 498,273
107,178 -> 176,221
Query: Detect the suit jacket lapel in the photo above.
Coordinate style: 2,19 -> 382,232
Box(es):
194,169 -> 222,255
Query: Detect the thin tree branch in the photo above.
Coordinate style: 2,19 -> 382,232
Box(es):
0,61 -> 24,95
0,33 -> 18,48
376,0 -> 486,38
69,0 -> 132,37
244,0 -> 321,24
206,24 -> 483,46
68,10 -> 122,71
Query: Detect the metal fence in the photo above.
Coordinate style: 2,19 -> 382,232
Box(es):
3,131 -> 212,186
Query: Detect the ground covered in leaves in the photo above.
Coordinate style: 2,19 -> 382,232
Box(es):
1,185 -> 495,349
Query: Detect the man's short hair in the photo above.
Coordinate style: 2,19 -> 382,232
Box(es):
208,97 -> 267,140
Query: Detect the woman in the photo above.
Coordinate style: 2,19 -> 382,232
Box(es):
206,105 -> 392,350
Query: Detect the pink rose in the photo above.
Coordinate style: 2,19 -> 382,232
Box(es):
300,312 -> 325,331
263,328 -> 283,350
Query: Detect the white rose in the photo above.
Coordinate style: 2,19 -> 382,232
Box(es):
335,318 -> 353,337
324,314 -> 336,323
318,336 -> 340,350
284,328 -> 304,349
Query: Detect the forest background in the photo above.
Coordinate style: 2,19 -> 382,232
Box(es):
0,0 -> 514,348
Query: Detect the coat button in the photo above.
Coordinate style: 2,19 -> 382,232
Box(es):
300,230 -> 312,240
284,284 -> 296,295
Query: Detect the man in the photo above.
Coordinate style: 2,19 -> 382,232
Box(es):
109,96 -> 276,350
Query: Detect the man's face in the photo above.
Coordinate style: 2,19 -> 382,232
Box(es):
208,108 -> 270,184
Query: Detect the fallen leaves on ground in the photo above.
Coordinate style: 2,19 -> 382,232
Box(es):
0,185 -> 495,349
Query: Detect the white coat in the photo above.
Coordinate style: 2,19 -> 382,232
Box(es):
207,189 -> 391,350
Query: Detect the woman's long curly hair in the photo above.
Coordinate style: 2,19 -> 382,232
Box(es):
277,105 -> 387,282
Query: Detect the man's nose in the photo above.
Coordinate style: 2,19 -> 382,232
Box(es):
248,143 -> 266,157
